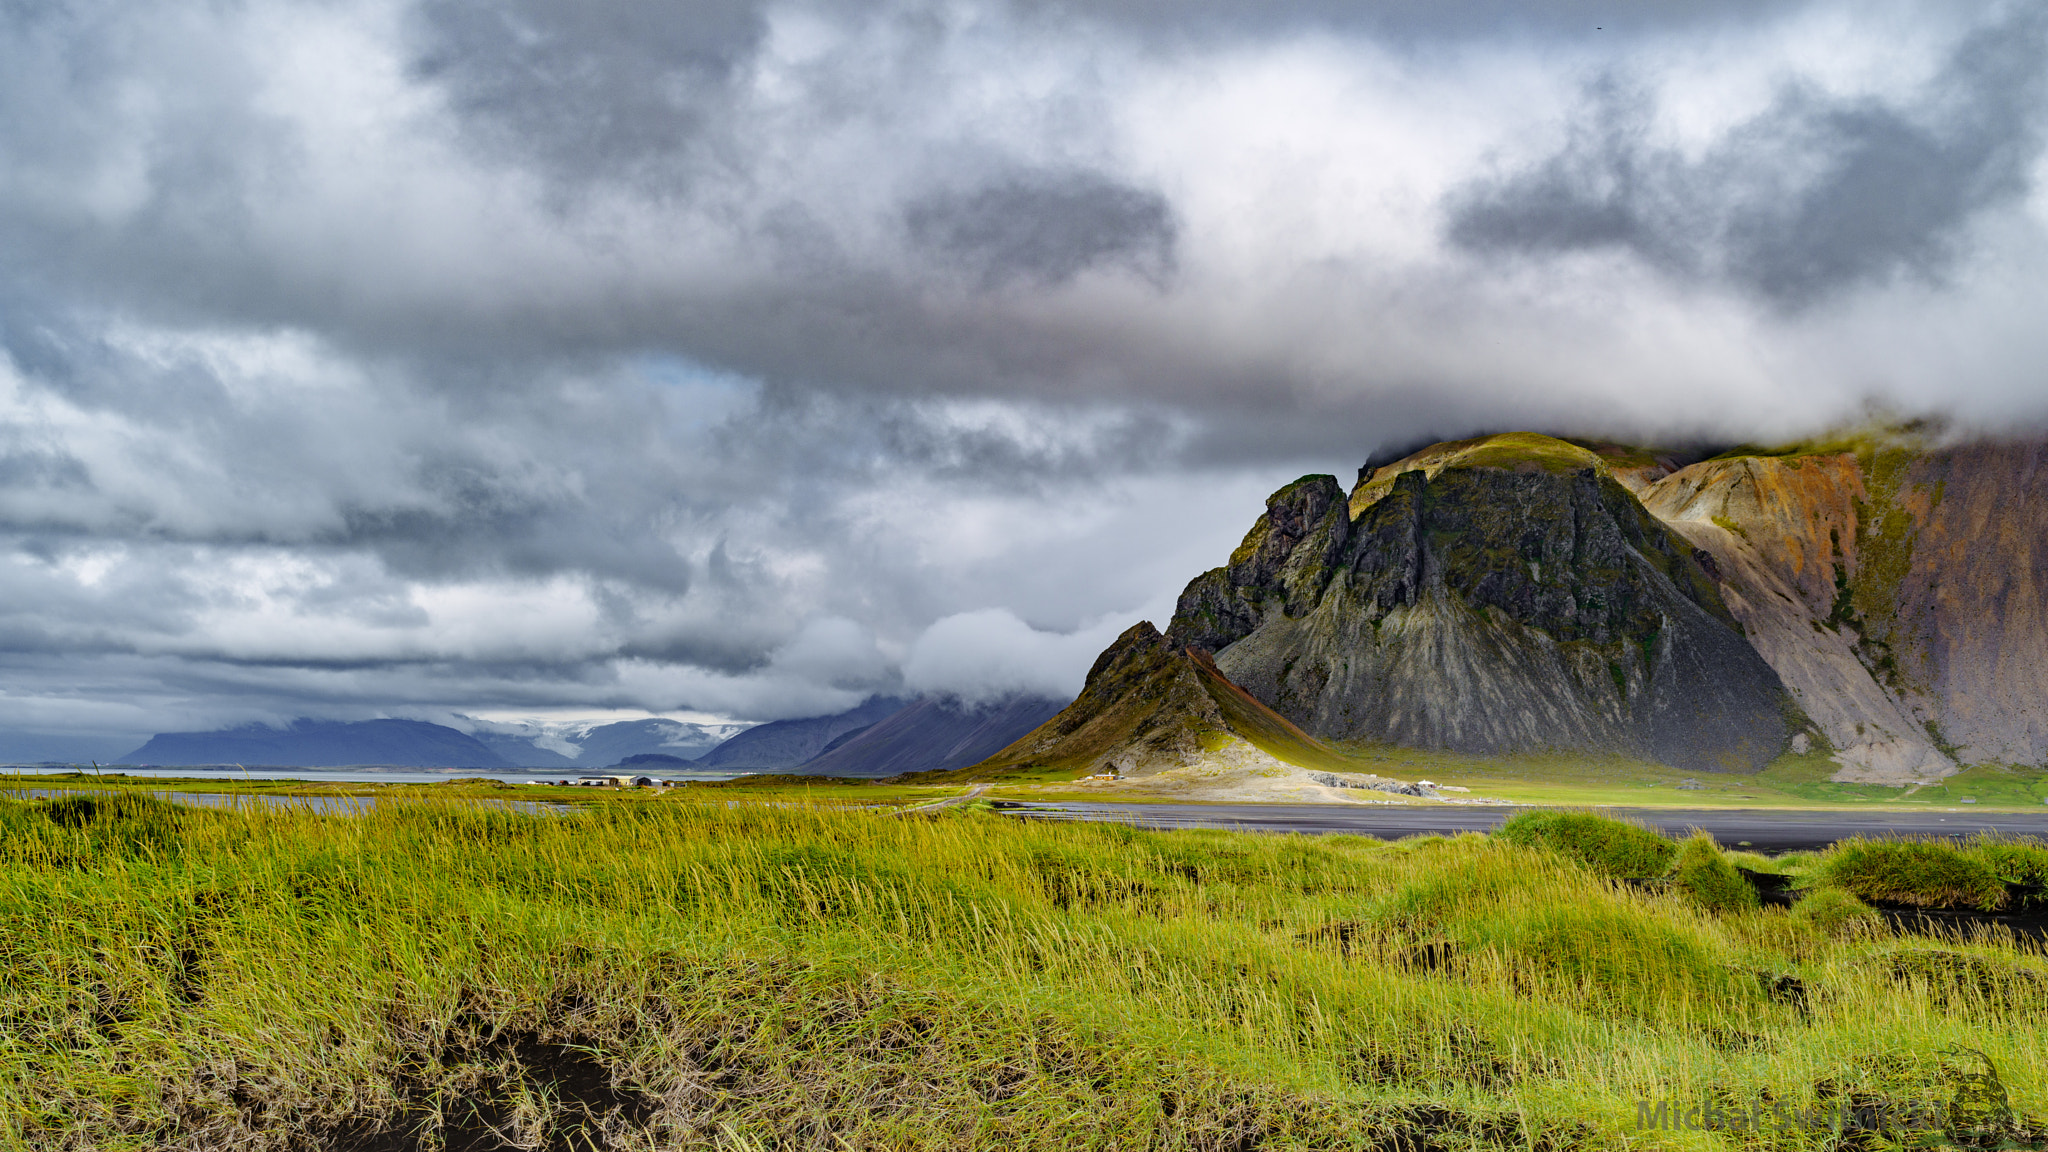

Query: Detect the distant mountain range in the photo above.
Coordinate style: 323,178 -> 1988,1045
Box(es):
466,718 -> 749,769
125,719 -> 510,769
693,696 -> 909,770
799,695 -> 1066,778
113,693 -> 1061,777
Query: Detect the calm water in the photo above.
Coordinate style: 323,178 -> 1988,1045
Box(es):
2,785 -> 574,815
0,764 -> 743,785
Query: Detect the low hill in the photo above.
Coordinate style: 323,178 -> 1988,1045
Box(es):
614,753 -> 695,768
124,719 -> 509,768
966,622 -> 1429,801
795,695 -> 1065,778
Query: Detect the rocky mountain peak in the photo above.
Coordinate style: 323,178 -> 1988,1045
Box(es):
1165,433 -> 1798,774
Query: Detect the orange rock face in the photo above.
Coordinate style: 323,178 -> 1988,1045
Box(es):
1644,437 -> 2048,781
1643,453 -> 1865,619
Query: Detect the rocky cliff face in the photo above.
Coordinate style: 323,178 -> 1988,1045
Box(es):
1165,434 -> 1799,774
1644,433 -> 2048,780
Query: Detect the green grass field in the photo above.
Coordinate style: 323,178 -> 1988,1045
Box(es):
1426,754 -> 2048,810
4,792 -> 2046,1150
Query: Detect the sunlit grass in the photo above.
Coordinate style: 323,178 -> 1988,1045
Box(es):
1,795 -> 2044,1149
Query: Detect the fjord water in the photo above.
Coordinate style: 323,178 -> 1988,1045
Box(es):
0,763 -> 746,784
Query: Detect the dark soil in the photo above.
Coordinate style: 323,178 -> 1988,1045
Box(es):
1880,950 -> 2048,1010
1875,905 -> 2048,944
311,1029 -> 656,1152
1737,868 -> 1796,907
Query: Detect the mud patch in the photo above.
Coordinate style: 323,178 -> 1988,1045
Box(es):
305,1027 -> 656,1152
1875,904 -> 2048,944
1880,949 -> 2048,1010
1738,867 -> 1797,908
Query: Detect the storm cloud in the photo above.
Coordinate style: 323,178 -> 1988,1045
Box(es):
0,0 -> 2044,758
1447,10 -> 2048,305
905,169 -> 1178,288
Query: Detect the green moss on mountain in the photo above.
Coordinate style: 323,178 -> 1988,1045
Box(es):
1845,440 -> 1935,695
1349,433 -> 1610,516
1446,432 -> 1607,475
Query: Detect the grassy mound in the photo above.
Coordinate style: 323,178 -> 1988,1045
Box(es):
1493,810 -> 1676,877
1815,838 -> 2009,910
0,790 -> 195,863
1973,837 -> 2048,887
1880,949 -> 2048,1011
1788,887 -> 1880,936
1669,832 -> 1759,913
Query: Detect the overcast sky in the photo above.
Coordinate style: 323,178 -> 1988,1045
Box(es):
2,0 -> 2045,758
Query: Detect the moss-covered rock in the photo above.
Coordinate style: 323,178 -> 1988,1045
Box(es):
976,621 -> 1227,777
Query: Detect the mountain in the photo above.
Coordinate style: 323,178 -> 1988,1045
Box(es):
124,719 -> 509,768
970,623 -> 1435,803
1042,426 -> 2048,785
795,695 -> 1065,778
460,717 -> 751,768
1165,434 -> 1797,775
692,696 -> 910,771
974,622 -> 1348,777
1639,427 -> 2048,782
567,719 -> 746,767
467,732 -> 577,769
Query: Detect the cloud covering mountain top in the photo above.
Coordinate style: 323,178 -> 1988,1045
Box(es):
1,0 -> 2044,758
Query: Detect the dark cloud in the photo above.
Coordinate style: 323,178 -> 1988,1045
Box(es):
1015,0 -> 1805,42
904,169 -> 1178,288
1447,10 -> 2048,306
409,0 -> 767,186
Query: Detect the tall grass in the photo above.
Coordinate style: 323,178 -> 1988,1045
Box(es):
0,794 -> 2044,1150
1493,810 -> 1675,877
1815,838 -> 2012,910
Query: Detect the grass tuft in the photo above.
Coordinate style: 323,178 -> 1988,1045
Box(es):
1668,832 -> 1759,913
1815,838 -> 2010,910
1789,887 -> 1881,936
1494,810 -> 1675,877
